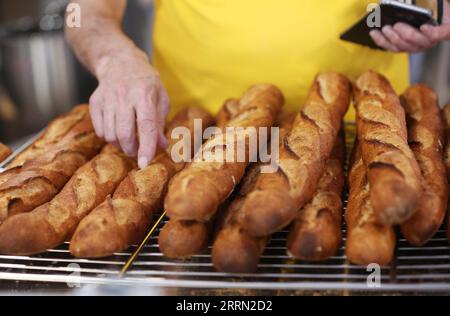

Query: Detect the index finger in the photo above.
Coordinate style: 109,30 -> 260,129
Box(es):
136,92 -> 158,169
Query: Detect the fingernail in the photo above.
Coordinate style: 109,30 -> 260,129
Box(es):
138,157 -> 148,169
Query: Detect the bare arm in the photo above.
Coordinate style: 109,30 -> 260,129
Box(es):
66,0 -> 169,168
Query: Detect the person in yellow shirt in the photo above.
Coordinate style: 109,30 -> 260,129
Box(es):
66,0 -> 450,169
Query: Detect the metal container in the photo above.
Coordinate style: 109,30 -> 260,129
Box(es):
0,16 -> 95,142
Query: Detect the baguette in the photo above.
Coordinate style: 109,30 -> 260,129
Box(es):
9,105 -> 93,168
211,165 -> 268,273
0,145 -> 135,255
70,107 -> 213,258
0,109 -> 104,223
0,143 -> 11,163
239,73 -> 351,237
354,71 -> 422,226
345,144 -> 396,266
443,104 -> 450,243
212,111 -> 295,272
158,103 -> 242,259
444,104 -> 450,176
400,86 -> 448,246
164,84 -> 284,222
287,130 -> 345,261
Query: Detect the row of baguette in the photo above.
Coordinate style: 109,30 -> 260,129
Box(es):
0,71 -> 448,273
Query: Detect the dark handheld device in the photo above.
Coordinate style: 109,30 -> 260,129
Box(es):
340,0 -> 444,49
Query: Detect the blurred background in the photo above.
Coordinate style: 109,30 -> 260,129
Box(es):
0,0 -> 448,145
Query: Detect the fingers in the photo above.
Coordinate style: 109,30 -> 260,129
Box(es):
116,100 -> 138,157
157,86 -> 170,149
393,23 -> 432,50
370,21 -> 449,53
369,30 -> 399,52
383,25 -> 421,52
136,92 -> 158,169
89,91 -> 104,138
421,24 -> 450,42
103,96 -> 118,146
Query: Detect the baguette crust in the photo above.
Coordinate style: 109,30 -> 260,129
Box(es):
287,130 -> 345,261
165,84 -> 284,222
212,112 -> 295,272
239,73 -> 351,237
9,105 -> 93,168
400,86 -> 448,246
444,104 -> 450,176
443,104 -> 450,243
212,165 -> 268,273
346,145 -> 396,266
158,219 -> 211,260
70,107 -> 213,258
158,101 -> 259,260
354,71 -> 422,226
0,145 -> 135,255
0,143 -> 11,163
0,108 -> 104,223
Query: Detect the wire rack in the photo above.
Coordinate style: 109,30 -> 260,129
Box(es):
0,125 -> 449,294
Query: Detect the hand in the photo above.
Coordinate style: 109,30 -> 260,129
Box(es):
89,50 -> 170,169
369,0 -> 450,52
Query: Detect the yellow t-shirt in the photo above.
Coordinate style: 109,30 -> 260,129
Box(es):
152,0 -> 409,120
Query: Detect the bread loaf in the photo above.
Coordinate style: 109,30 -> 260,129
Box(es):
399,86 -> 448,246
443,104 -> 450,243
239,73 -> 351,237
346,144 -> 396,266
212,111 -> 295,272
287,130 -> 345,261
0,143 -> 11,163
164,84 -> 284,222
211,165 -> 268,273
9,105 -> 94,168
70,107 -> 213,258
0,108 -> 104,223
444,104 -> 450,174
158,103 -> 241,259
354,71 -> 422,226
0,145 -> 135,255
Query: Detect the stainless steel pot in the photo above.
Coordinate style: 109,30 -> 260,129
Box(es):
0,17 -> 96,142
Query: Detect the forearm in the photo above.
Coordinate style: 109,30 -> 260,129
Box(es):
65,0 -> 148,79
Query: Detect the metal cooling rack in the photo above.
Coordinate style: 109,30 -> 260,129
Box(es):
0,125 -> 449,294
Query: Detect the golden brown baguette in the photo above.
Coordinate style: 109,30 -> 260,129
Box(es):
158,219 -> 212,260
354,71 -> 422,226
211,111 -> 295,272
444,104 -> 450,175
443,104 -> 450,243
164,84 -> 284,222
399,86 -> 448,246
0,109 -> 104,223
0,145 -> 135,255
69,107 -> 214,258
239,73 -> 351,237
159,108 -> 294,261
9,105 -> 94,168
287,130 -> 345,261
0,143 -> 11,163
346,144 -> 396,266
211,165 -> 268,273
158,104 -> 240,260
